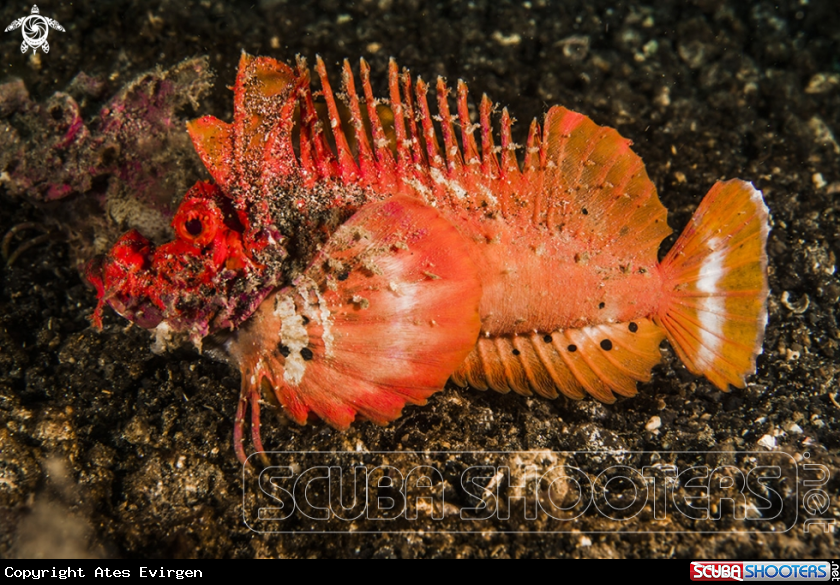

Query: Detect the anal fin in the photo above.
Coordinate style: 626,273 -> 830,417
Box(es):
452,319 -> 666,403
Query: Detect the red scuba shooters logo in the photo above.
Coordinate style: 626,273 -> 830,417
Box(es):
691,563 -> 744,581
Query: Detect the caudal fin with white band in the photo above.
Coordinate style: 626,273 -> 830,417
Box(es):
657,180 -> 770,390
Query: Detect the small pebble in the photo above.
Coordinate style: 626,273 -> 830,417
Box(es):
812,173 -> 827,189
579,536 -> 592,547
785,423 -> 803,435
757,434 -> 776,450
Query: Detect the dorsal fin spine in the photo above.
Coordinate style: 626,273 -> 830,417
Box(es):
415,77 -> 445,175
231,53 -> 254,185
479,95 -> 500,178
359,58 -> 394,172
522,119 -> 544,224
499,108 -> 520,179
435,77 -> 463,173
524,119 -> 541,174
293,64 -> 318,186
261,90 -> 299,188
315,56 -> 359,183
457,80 -> 481,168
406,71 -> 424,167
400,68 -> 422,166
296,57 -> 337,180
342,59 -> 376,179
397,69 -> 435,199
388,59 -> 410,167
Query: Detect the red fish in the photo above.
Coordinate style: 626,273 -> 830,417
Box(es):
86,54 -> 770,463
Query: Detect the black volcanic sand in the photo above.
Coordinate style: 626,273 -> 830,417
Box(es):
1,0 -> 838,558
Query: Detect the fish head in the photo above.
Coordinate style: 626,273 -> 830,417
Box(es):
85,179 -> 286,342
85,53 -> 304,342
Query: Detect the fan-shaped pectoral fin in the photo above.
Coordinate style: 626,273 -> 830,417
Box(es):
226,196 -> 483,462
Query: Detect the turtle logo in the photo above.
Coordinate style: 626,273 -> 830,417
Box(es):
5,5 -> 65,54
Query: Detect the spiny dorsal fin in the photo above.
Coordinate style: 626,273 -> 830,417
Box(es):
536,107 -> 672,262
299,60 -> 671,255
189,55 -> 675,277
187,53 -> 299,198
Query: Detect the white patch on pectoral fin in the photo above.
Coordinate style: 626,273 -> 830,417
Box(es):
274,295 -> 309,385
295,276 -> 334,358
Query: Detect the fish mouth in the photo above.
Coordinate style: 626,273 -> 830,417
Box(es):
85,181 -> 287,344
84,234 -> 165,331
85,236 -> 281,344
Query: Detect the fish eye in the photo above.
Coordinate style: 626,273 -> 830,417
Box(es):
173,199 -> 222,246
177,212 -> 217,245
184,218 -> 203,237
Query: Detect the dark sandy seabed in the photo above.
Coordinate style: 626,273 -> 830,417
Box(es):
1,0 -> 839,559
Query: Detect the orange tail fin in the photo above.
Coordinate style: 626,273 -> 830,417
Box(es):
657,180 -> 770,390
